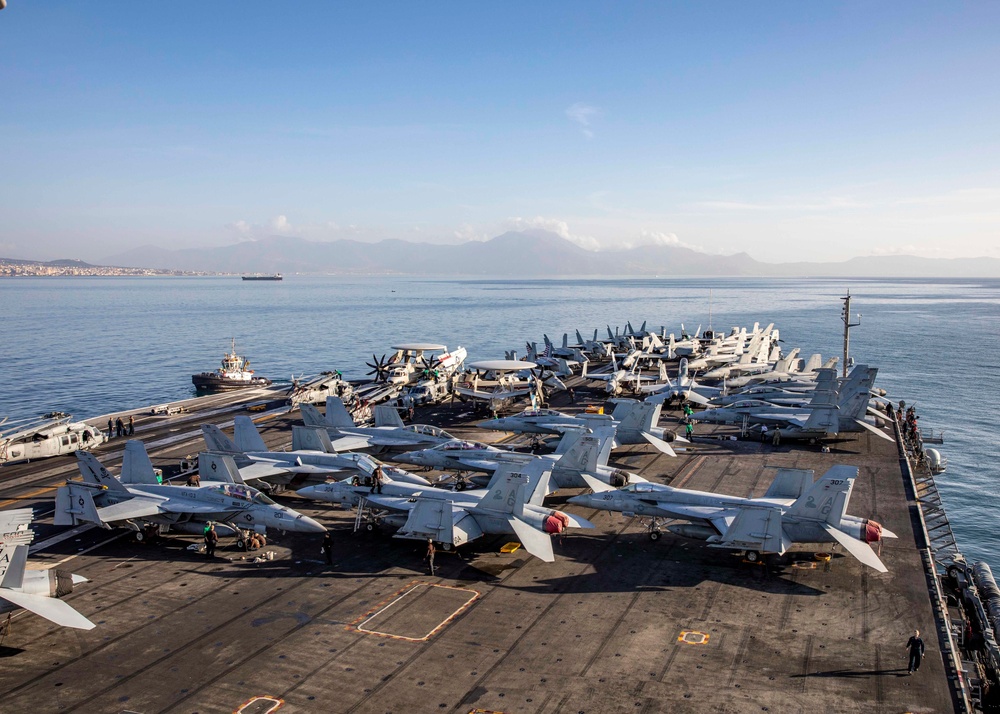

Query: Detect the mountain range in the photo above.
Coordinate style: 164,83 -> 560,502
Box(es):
96,231 -> 1000,277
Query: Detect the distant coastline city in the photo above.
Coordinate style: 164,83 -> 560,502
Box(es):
0,257 -> 210,277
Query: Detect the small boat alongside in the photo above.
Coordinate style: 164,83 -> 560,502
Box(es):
192,339 -> 272,392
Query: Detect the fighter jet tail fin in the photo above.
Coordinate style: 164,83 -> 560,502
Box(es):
201,424 -> 239,453
0,543 -> 29,589
374,405 -> 405,428
54,482 -> 107,527
234,416 -> 268,452
555,433 -> 602,473
785,465 -> 858,525
763,469 -> 815,500
479,466 -> 530,515
324,397 -> 357,428
291,425 -> 336,453
75,451 -> 130,494
612,400 -> 662,438
300,403 -> 326,427
837,366 -> 879,420
198,452 -> 245,484
120,440 -> 160,485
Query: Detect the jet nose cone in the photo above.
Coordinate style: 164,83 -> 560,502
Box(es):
295,514 -> 327,533
476,419 -> 499,428
568,494 -> 594,507
297,485 -> 319,499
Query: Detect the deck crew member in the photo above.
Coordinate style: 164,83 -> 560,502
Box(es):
128,415 -> 135,436
426,539 -> 436,576
370,464 -> 384,494
204,522 -> 218,558
905,630 -> 925,674
321,531 -> 334,566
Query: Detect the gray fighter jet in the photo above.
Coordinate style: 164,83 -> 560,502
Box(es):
394,428 -> 645,491
54,443 -> 325,544
301,398 -> 458,452
299,460 -> 593,561
692,366 -> 892,442
568,465 -> 896,571
0,508 -> 95,631
201,417 -> 431,489
479,399 -> 685,456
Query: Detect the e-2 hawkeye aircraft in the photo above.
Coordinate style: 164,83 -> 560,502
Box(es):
1,508 -> 95,631
54,443 -> 325,545
569,465 -> 896,571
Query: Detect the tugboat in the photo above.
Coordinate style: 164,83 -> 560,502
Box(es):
191,339 -> 272,392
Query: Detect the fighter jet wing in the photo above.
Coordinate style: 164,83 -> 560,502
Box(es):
363,495 -> 418,511
0,588 -> 96,630
714,506 -> 789,555
96,497 -> 168,523
329,434 -> 374,451
454,458 -> 505,472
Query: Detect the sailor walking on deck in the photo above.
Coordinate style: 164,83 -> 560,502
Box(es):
370,464 -> 384,494
905,630 -> 925,674
426,539 -> 436,576
204,522 -> 218,558
321,531 -> 334,566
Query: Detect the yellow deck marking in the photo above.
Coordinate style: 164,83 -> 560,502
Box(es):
678,630 -> 710,645
350,581 -> 479,642
234,695 -> 283,714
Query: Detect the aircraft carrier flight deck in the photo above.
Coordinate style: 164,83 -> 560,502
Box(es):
0,384 -> 963,713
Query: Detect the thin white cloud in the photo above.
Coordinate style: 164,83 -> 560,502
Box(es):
693,197 -> 867,212
502,216 -> 601,250
566,103 -> 599,139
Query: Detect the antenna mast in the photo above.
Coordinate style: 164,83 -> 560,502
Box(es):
841,291 -> 862,378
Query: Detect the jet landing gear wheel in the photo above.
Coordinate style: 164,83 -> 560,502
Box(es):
745,550 -> 761,563
133,530 -> 145,543
454,480 -> 467,492
649,530 -> 662,541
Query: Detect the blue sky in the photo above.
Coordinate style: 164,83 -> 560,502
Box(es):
2,2 -> 998,263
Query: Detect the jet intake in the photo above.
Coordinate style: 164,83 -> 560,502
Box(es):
667,524 -> 718,541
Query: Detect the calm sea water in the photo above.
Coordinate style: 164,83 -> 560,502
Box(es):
2,276 -> 998,565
